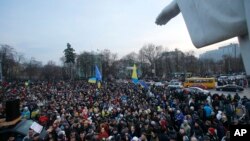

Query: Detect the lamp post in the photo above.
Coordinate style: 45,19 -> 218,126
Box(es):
95,49 -> 102,77
0,60 -> 2,81
153,63 -> 156,77
0,52 -> 2,81
234,44 -> 237,72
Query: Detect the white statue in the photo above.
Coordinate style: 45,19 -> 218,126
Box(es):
156,0 -> 250,75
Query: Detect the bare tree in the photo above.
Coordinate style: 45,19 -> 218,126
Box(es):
0,44 -> 18,80
184,51 -> 198,73
23,57 -> 42,80
42,61 -> 62,81
139,44 -> 163,77
100,49 -> 118,80
122,52 -> 138,64
76,52 -> 95,79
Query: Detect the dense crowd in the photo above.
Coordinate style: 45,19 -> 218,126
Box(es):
0,80 -> 250,141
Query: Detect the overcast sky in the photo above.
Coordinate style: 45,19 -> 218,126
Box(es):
0,0 -> 237,65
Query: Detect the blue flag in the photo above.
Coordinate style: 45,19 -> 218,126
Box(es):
95,65 -> 102,81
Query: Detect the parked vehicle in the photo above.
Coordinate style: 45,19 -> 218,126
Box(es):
218,76 -> 228,81
189,84 -> 208,89
154,82 -> 165,86
146,80 -> 155,86
183,77 -> 216,89
184,87 -> 210,95
216,84 -> 244,92
167,82 -> 183,91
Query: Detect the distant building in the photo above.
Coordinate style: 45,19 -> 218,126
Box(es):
199,43 -> 240,61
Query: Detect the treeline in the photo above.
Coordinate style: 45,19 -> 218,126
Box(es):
0,43 -> 245,81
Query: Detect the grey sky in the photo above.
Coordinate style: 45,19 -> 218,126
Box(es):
0,0 -> 237,65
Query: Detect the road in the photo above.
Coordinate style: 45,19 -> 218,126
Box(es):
209,87 -> 250,98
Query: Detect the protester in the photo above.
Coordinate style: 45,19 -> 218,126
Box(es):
203,104 -> 213,120
21,106 -> 31,119
206,127 -> 219,141
221,131 -> 230,141
23,128 -> 35,141
0,80 -> 249,141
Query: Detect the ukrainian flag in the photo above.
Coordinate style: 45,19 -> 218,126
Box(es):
88,77 -> 96,83
132,64 -> 139,84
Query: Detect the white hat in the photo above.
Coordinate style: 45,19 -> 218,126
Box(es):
132,136 -> 139,141
58,130 -> 65,135
216,111 -> 222,120
177,110 -> 180,114
151,121 -> 156,125
108,136 -> 113,140
183,120 -> 188,124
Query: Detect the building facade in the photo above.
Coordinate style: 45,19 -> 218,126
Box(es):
199,43 -> 240,61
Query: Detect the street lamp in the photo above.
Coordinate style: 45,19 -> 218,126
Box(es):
0,60 -> 2,81
0,52 -> 2,81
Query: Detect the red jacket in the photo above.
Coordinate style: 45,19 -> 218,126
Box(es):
39,115 -> 49,124
98,131 -> 109,140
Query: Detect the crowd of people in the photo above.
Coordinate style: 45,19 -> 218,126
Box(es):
0,80 -> 250,141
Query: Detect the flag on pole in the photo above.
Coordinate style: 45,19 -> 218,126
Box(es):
132,64 -> 139,84
95,65 -> 102,81
95,65 -> 102,88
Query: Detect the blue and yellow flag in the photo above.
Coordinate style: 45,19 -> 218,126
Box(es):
88,65 -> 102,88
132,64 -> 139,84
88,77 -> 96,83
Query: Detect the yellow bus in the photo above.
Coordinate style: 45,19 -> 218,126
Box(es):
183,77 -> 216,89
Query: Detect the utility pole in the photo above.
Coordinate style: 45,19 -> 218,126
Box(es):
0,60 -> 2,81
235,44 -> 237,72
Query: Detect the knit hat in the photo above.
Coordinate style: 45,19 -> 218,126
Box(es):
208,127 -> 216,135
